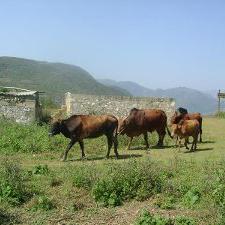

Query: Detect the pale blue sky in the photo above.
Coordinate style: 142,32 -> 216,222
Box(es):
0,0 -> 225,90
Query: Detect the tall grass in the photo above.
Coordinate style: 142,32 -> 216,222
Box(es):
0,118 -> 67,153
216,112 -> 225,119
0,118 -> 171,154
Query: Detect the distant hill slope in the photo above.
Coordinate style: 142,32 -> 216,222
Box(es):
0,57 -> 130,96
98,79 -> 217,114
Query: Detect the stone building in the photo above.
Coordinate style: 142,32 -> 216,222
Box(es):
0,87 -> 42,123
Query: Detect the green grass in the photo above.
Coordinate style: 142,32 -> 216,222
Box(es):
0,117 -> 225,224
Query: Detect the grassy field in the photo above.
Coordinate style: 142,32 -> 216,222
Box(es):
0,117 -> 225,225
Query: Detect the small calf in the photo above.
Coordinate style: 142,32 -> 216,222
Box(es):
171,119 -> 200,151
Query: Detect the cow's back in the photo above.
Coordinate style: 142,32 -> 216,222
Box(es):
181,119 -> 200,136
64,114 -> 118,139
186,113 -> 202,121
143,109 -> 167,132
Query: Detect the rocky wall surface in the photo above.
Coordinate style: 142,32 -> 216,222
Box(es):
0,99 -> 35,123
65,93 -> 176,119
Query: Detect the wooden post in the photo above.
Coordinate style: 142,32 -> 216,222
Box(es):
218,90 -> 221,113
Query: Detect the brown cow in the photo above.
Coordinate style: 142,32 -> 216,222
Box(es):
118,108 -> 171,149
49,114 -> 119,161
171,119 -> 200,151
170,112 -> 203,142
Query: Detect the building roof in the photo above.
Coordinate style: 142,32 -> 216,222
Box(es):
2,91 -> 38,96
0,86 -> 38,97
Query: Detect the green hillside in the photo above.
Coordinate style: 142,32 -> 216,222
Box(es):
0,57 -> 130,96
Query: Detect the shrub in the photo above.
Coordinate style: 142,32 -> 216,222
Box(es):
135,209 -> 173,225
182,188 -> 201,208
174,216 -> 196,225
135,209 -> 196,225
0,118 -> 67,153
0,160 -> 28,205
63,164 -> 97,190
92,160 -> 165,206
154,195 -> 176,210
212,168 -> 225,224
216,112 -> 225,119
30,195 -> 54,211
32,165 -> 49,175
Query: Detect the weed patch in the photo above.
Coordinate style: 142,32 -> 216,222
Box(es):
135,209 -> 196,225
0,160 -> 30,206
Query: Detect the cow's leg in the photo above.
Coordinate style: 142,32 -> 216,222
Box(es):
106,135 -> 113,158
144,132 -> 149,149
175,136 -> 178,147
190,139 -> 195,151
157,129 -> 166,147
193,135 -> 198,151
78,140 -> 85,158
178,138 -> 181,152
190,135 -> 197,151
186,137 -> 190,144
199,126 -> 203,143
127,137 -> 133,150
113,134 -> 119,159
61,139 -> 76,161
184,138 -> 189,150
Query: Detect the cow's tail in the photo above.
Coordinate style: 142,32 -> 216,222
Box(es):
114,118 -> 119,139
166,125 -> 173,139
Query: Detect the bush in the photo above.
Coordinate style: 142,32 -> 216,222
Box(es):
71,164 -> 97,189
0,160 -> 28,205
154,195 -> 176,210
0,118 -> 67,153
182,188 -> 201,208
135,209 -> 196,225
29,195 -> 54,211
212,168 -> 225,224
216,112 -> 225,119
92,160 -> 165,206
40,97 -> 58,110
174,216 -> 196,225
32,165 -> 49,175
135,209 -> 173,225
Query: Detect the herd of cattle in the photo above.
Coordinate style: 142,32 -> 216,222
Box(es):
49,107 -> 203,161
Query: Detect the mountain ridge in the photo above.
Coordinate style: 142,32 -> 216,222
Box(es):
0,56 -> 130,97
98,79 -> 217,114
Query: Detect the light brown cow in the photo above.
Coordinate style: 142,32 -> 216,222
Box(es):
118,108 -> 171,150
49,114 -> 119,161
171,119 -> 200,152
170,112 -> 203,142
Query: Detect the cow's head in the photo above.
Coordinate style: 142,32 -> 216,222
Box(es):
118,118 -> 128,135
49,119 -> 62,136
171,120 -> 184,138
170,124 -> 178,138
118,108 -> 143,135
170,112 -> 183,125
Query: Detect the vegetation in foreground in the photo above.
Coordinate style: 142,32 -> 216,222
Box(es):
0,117 -> 224,224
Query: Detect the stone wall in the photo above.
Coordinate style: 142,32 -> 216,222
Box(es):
64,92 -> 176,119
0,96 -> 39,123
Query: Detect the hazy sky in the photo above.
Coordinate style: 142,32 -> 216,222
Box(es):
0,0 -> 225,90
